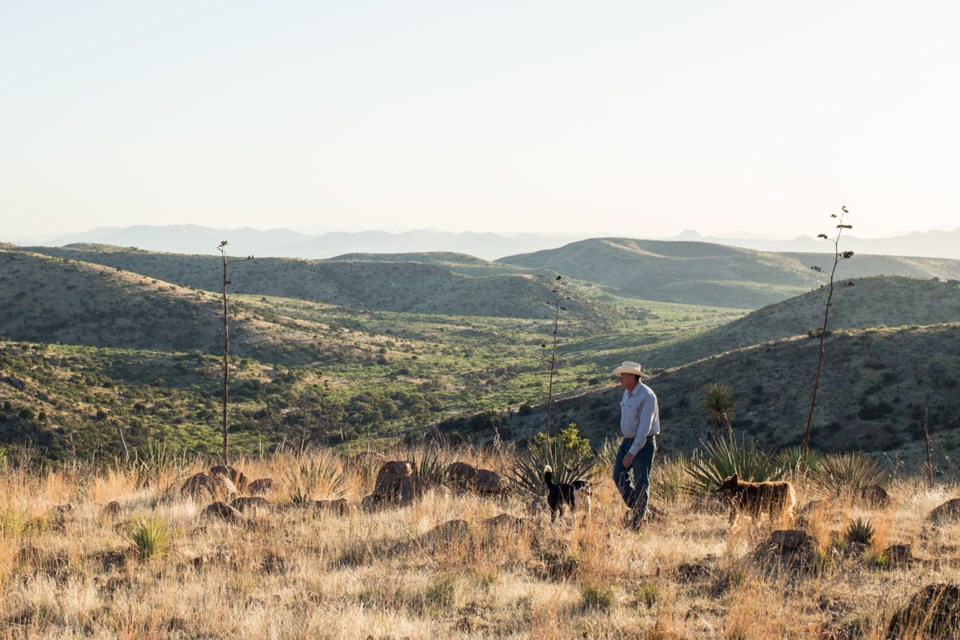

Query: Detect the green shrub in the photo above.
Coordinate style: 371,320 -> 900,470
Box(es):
844,517 -> 875,546
684,435 -> 784,496
581,582 -> 615,611
814,452 -> 885,494
130,517 -> 170,560
509,423 -> 597,498
287,452 -> 345,504
775,446 -> 822,480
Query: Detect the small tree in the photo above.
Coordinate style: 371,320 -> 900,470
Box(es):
702,382 -> 734,442
217,241 -> 252,466
802,207 -> 854,458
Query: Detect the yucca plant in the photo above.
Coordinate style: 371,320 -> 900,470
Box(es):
684,435 -> 784,496
133,440 -> 190,490
844,517 -> 875,546
652,454 -> 691,504
775,446 -> 822,481
129,516 -> 170,560
509,423 -> 597,498
286,453 -> 345,505
813,452 -> 885,495
410,446 -> 448,487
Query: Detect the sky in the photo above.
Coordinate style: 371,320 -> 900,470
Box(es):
2,1 -> 958,240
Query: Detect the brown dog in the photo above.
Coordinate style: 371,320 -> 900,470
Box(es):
716,473 -> 796,525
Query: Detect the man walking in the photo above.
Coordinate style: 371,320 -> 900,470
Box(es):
612,361 -> 660,529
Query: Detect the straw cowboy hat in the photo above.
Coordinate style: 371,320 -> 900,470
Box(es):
612,361 -> 644,377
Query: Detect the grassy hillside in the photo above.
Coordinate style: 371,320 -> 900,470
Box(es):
0,249 -> 336,365
13,244 -> 615,323
499,237 -> 960,308
503,323 -> 960,465
638,275 -> 960,369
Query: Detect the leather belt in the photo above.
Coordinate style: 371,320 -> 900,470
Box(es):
624,435 -> 657,442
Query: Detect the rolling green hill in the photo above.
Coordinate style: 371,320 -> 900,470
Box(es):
636,275 -> 960,369
12,244 -> 615,323
499,238 -> 960,308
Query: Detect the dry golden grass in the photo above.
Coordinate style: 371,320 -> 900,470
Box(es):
0,448 -> 958,639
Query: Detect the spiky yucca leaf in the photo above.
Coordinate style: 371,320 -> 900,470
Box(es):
410,446 -> 448,486
129,516 -> 170,560
286,452 -> 345,504
652,454 -> 691,504
684,435 -> 784,496
775,446 -> 823,480
814,452 -> 885,495
844,517 -> 875,545
509,433 -> 597,499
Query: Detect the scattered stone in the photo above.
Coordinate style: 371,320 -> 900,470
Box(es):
373,461 -> 415,502
927,498 -> 960,524
232,496 -> 272,514
202,501 -> 244,523
770,529 -> 811,551
246,478 -> 273,496
859,484 -> 890,508
210,465 -> 249,492
883,544 -> 914,568
312,498 -> 350,515
446,461 -> 477,492
482,514 -> 526,530
888,583 -> 960,639
207,473 -> 239,500
676,562 -> 715,583
181,473 -> 215,499
419,519 -> 473,549
474,469 -> 505,495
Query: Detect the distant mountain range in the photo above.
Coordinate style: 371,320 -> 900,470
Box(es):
6,224 -> 958,261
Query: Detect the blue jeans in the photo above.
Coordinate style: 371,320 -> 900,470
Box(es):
613,437 -> 656,526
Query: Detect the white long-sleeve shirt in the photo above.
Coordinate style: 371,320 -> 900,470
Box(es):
620,382 -> 660,456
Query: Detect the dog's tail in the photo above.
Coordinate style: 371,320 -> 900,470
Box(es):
543,465 -> 555,488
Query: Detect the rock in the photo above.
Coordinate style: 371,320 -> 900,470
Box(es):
883,544 -> 914,567
420,519 -> 473,548
210,465 -> 249,492
527,498 -> 546,515
181,473 -> 215,499
770,529 -> 811,551
202,501 -> 244,523
474,469 -> 504,495
207,472 -> 239,501
232,496 -> 272,514
859,484 -> 890,508
373,461 -> 414,502
482,514 -> 526,530
312,498 -> 350,515
247,478 -> 273,496
676,562 -> 715,583
927,498 -> 960,524
888,583 -> 960,639
446,461 -> 477,492
103,501 -> 122,516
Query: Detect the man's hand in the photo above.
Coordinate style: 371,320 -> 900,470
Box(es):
623,452 -> 635,467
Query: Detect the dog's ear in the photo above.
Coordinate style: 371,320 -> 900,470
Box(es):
730,473 -> 739,483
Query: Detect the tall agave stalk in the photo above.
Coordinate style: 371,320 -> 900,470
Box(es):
802,207 -> 854,459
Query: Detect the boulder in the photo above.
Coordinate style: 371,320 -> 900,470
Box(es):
858,484 -> 890,508
207,472 -> 239,501
202,501 -> 244,523
447,461 -> 477,492
927,498 -> 960,524
210,465 -> 249,492
474,469 -> 504,495
312,498 -> 350,515
373,461 -> 415,503
247,478 -> 274,496
888,583 -> 960,639
770,529 -> 812,551
883,544 -> 914,568
232,496 -> 272,514
181,473 -> 215,499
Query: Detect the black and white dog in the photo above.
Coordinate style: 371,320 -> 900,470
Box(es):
543,465 -> 592,522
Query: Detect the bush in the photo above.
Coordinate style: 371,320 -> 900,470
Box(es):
130,517 -> 170,560
286,453 -> 345,504
844,517 -> 875,546
509,423 -> 597,498
814,452 -> 885,495
684,435 -> 784,496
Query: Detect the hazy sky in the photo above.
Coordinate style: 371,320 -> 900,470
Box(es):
2,1 -> 958,239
